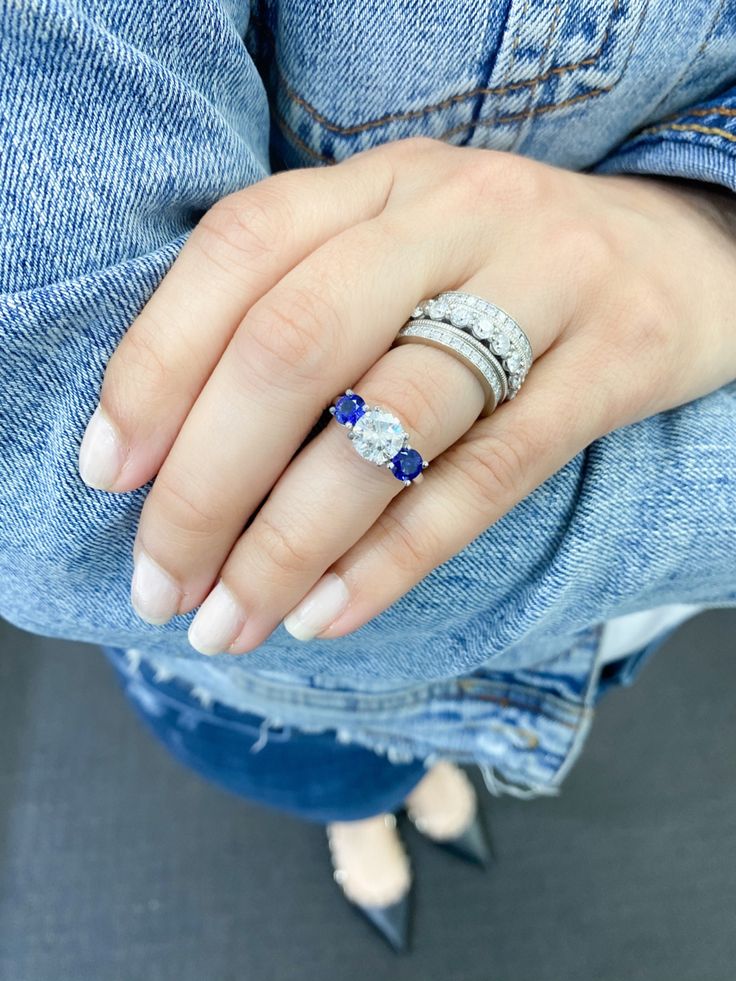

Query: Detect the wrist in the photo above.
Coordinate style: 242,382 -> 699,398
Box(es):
593,171 -> 736,398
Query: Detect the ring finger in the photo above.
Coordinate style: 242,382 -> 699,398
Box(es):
185,341 -> 486,655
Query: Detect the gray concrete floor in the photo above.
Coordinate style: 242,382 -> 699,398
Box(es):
1,611 -> 735,981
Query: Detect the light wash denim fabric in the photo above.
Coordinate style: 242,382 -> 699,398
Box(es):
1,0 -> 736,797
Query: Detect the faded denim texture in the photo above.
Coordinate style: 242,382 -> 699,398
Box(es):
1,0 -> 735,797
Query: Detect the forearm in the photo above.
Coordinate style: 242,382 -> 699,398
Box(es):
0,1 -> 269,644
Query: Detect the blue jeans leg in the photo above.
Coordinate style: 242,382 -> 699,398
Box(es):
102,646 -> 428,825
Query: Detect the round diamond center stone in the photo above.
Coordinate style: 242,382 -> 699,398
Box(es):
350,408 -> 406,464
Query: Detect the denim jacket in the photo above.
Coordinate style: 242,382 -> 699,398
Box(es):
1,0 -> 735,797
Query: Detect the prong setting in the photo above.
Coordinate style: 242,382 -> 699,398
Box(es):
330,390 -> 426,484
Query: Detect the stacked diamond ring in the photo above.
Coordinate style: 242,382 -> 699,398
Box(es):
330,390 -> 428,486
400,291 -> 534,405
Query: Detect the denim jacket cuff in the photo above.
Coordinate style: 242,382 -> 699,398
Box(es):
590,90 -> 736,193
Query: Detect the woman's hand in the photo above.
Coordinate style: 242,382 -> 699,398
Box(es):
77,138 -> 736,654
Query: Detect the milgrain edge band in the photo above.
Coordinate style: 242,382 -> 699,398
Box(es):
394,319 -> 507,416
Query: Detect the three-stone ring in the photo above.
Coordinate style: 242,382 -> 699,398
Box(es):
329,390 -> 427,486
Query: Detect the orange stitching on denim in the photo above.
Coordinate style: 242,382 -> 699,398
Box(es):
274,86 -> 610,161
502,0 -> 557,150
638,121 -> 736,143
439,87 -> 608,141
272,106 -> 336,164
276,0 -> 622,136
440,0 -> 648,144
673,106 -> 736,119
280,117 -> 736,159
642,0 -> 726,124
526,4 -> 562,114
502,0 -> 529,85
506,1 -> 563,150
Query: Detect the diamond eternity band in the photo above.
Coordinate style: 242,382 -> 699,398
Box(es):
409,291 -> 533,400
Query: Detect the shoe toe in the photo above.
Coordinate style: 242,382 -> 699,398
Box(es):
436,810 -> 491,868
359,892 -> 411,952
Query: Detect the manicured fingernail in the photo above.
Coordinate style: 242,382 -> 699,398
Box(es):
283,573 -> 349,641
188,581 -> 247,655
131,550 -> 182,625
79,405 -> 124,489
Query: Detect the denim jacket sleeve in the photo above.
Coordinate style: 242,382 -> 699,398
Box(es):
1,2 -> 735,685
592,85 -> 736,192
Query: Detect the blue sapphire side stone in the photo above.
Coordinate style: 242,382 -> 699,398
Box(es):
333,392 -> 366,426
389,447 -> 424,482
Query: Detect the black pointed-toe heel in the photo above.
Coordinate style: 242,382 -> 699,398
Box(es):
405,802 -> 492,868
326,814 -> 413,953
349,892 -> 412,953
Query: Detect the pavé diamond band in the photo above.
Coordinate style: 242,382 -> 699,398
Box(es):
407,290 -> 533,400
394,319 -> 507,417
329,390 -> 428,486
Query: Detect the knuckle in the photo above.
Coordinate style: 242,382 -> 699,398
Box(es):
103,317 -> 173,418
455,428 -> 529,506
238,285 -> 341,388
389,134 -> 440,163
449,148 -> 499,202
374,509 -> 437,576
195,185 -> 291,274
152,466 -> 224,539
438,150 -> 548,230
251,514 -> 312,579
381,136 -> 454,199
557,217 -> 618,285
483,151 -> 548,213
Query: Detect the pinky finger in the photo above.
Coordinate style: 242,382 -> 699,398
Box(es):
282,337 -> 614,640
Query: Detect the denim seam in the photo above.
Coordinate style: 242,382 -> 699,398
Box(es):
520,623 -> 604,792
501,0 -> 530,88
274,89 -> 615,166
274,0 -> 648,162
273,0 -> 623,136
456,681 -> 582,728
630,0 -> 727,125
626,104 -> 736,145
667,106 -> 736,119
130,646 -> 590,726
635,122 -> 736,145
430,631 -> 601,796
439,87 -> 609,141
442,0 -> 650,143
508,0 -> 563,153
122,654 -> 546,770
271,105 -> 335,164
